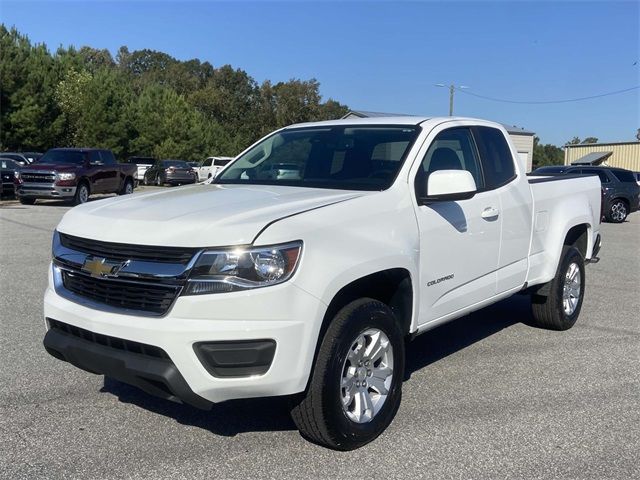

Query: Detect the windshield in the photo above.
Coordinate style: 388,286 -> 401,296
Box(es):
36,150 -> 86,165
1,159 -> 18,170
163,160 -> 190,168
1,154 -> 27,163
216,125 -> 420,190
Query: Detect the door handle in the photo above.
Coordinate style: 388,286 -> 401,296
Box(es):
481,207 -> 500,219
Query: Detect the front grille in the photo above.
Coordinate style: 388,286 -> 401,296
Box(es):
47,318 -> 169,359
61,270 -> 180,315
21,172 -> 56,183
59,233 -> 197,264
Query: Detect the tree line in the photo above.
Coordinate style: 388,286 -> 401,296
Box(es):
0,25 -> 348,160
532,136 -> 600,168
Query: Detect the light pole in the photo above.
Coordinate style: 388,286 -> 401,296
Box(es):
435,84 -> 469,116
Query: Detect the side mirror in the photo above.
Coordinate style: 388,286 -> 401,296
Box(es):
419,170 -> 477,204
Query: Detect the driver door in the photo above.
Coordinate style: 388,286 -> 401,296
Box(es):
413,127 -> 501,326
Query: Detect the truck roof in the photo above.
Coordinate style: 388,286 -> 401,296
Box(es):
48,147 -> 110,153
287,116 -> 504,129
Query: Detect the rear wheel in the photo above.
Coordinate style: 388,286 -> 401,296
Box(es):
290,298 -> 405,450
530,246 -> 585,330
156,175 -> 163,187
19,197 -> 36,205
606,199 -> 627,223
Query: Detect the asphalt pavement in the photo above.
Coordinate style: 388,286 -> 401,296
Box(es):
1,194 -> 639,479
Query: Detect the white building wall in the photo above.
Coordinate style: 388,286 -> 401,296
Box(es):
509,134 -> 534,172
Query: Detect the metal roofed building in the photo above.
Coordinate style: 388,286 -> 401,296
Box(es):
565,142 -> 639,171
341,110 -> 536,172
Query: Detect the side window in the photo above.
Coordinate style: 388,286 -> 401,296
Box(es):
203,158 -> 212,167
88,151 -> 102,165
415,127 -> 483,197
610,169 -> 635,183
100,150 -> 116,165
472,126 -> 516,189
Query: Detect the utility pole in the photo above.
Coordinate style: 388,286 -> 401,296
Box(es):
435,84 -> 468,116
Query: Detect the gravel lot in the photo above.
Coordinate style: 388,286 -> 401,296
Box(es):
1,192 -> 639,480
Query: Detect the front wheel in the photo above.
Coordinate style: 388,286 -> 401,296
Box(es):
606,199 -> 627,223
19,197 -> 36,205
120,179 -> 134,195
72,183 -> 90,206
290,298 -> 405,450
530,246 -> 585,331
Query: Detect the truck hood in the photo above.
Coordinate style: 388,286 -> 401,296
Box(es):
57,184 -> 369,247
21,163 -> 79,172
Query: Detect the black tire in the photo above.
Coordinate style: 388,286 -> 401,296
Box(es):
72,182 -> 90,206
605,199 -> 628,223
120,178 -> 134,195
290,298 -> 405,450
19,197 -> 36,205
156,175 -> 163,187
530,246 -> 585,331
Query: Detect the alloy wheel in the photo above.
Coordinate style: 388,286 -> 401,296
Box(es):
340,328 -> 394,424
610,201 -> 627,222
562,262 -> 581,315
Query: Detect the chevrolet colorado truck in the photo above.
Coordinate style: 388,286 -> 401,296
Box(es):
43,117 -> 602,450
16,148 -> 136,205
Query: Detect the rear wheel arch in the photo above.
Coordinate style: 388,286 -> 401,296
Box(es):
563,223 -> 589,259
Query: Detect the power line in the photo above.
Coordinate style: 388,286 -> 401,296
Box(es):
456,85 -> 640,104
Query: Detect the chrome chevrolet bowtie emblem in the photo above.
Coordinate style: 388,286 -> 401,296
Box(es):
81,257 -> 129,278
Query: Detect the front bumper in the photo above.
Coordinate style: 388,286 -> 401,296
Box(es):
17,183 -> 76,199
43,265 -> 327,404
44,321 -> 213,409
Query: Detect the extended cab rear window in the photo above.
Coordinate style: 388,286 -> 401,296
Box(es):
472,126 -> 516,189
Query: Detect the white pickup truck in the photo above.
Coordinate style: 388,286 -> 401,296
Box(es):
43,117 -> 602,450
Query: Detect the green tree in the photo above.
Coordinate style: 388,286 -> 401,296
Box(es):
129,85 -> 231,160
1,23 -> 349,159
581,137 -> 598,144
54,67 -> 93,145
73,68 -> 133,157
533,136 -> 564,168
0,25 -> 65,150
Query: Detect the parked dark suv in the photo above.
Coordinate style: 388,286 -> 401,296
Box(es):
532,165 -> 640,223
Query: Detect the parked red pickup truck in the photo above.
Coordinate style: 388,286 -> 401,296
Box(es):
16,148 -> 137,205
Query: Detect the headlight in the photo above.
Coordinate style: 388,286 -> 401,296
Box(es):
57,172 -> 76,181
183,241 -> 302,295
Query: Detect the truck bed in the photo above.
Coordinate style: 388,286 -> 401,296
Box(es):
527,174 -> 602,286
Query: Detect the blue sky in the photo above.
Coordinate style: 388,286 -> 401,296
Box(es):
1,0 -> 638,145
